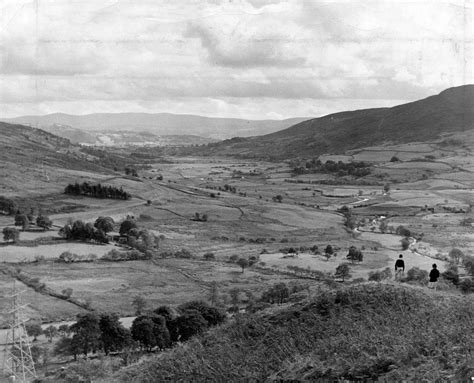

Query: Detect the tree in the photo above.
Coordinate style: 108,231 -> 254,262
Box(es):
379,220 -> 388,233
229,254 -> 239,263
335,263 -> 351,282
44,325 -> 58,343
94,216 -> 115,233
150,315 -> 171,350
25,322 -> 43,341
346,246 -> 363,263
0,196 -> 17,215
69,313 -> 102,357
383,183 -> 391,193
54,336 -> 81,361
36,215 -> 53,231
168,310 -> 207,342
15,213 -> 29,231
131,316 -> 158,351
3,227 -> 19,243
325,245 -> 334,256
448,248 -> 464,265
178,301 -> 226,327
153,305 -> 174,324
99,313 -> 130,355
132,295 -> 147,316
237,258 -> 249,273
119,219 -> 137,236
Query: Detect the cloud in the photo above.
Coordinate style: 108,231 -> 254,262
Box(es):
185,22 -> 305,68
0,0 -> 472,119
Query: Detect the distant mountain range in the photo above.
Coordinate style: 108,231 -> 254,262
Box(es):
196,85 -> 474,159
0,113 -> 309,143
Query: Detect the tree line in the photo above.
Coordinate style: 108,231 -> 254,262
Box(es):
293,159 -> 372,177
54,300 -> 226,360
64,182 -> 131,200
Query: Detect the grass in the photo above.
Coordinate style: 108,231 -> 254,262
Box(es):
14,258 -> 301,318
116,283 -> 474,382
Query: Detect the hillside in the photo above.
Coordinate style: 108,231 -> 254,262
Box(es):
116,283 -> 473,382
199,85 -> 474,160
1,113 -> 308,140
0,122 -> 135,196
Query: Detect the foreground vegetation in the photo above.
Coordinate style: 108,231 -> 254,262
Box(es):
116,283 -> 473,382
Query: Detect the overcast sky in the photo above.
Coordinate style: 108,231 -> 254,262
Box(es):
0,0 -> 472,119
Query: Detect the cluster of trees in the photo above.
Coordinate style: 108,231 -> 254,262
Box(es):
272,195 -> 283,203
64,182 -> 131,200
124,167 -> 139,177
55,301 -> 226,359
14,211 -> 52,231
2,211 -> 53,242
59,219 -> 109,244
191,212 -> 208,222
294,159 -> 371,177
119,219 -> 160,252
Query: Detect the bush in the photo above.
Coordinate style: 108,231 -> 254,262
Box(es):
404,267 -> 428,283
458,278 -> 474,294
396,226 -> 411,237
400,238 -> 410,250
175,248 -> 193,259
203,252 -> 215,260
368,267 -> 392,282
442,265 -> 460,285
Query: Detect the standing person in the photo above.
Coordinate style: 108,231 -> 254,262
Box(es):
395,254 -> 405,281
428,264 -> 440,289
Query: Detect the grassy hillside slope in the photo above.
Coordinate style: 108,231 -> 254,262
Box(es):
0,122 -> 107,172
117,283 -> 473,382
201,85 -> 474,159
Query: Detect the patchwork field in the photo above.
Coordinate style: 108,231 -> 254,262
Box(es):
0,134 -> 473,382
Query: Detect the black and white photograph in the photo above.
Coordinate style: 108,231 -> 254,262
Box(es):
0,0 -> 473,381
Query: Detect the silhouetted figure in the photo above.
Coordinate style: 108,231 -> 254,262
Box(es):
428,264 -> 440,289
395,254 -> 405,280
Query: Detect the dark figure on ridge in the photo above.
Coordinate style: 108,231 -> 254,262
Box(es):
395,254 -> 405,281
428,264 -> 440,290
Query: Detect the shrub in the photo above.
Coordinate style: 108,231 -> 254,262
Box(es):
400,238 -> 410,250
404,267 -> 428,283
442,265 -> 460,285
175,248 -> 193,259
368,267 -> 392,282
396,226 -> 411,237
203,252 -> 215,260
458,278 -> 474,294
